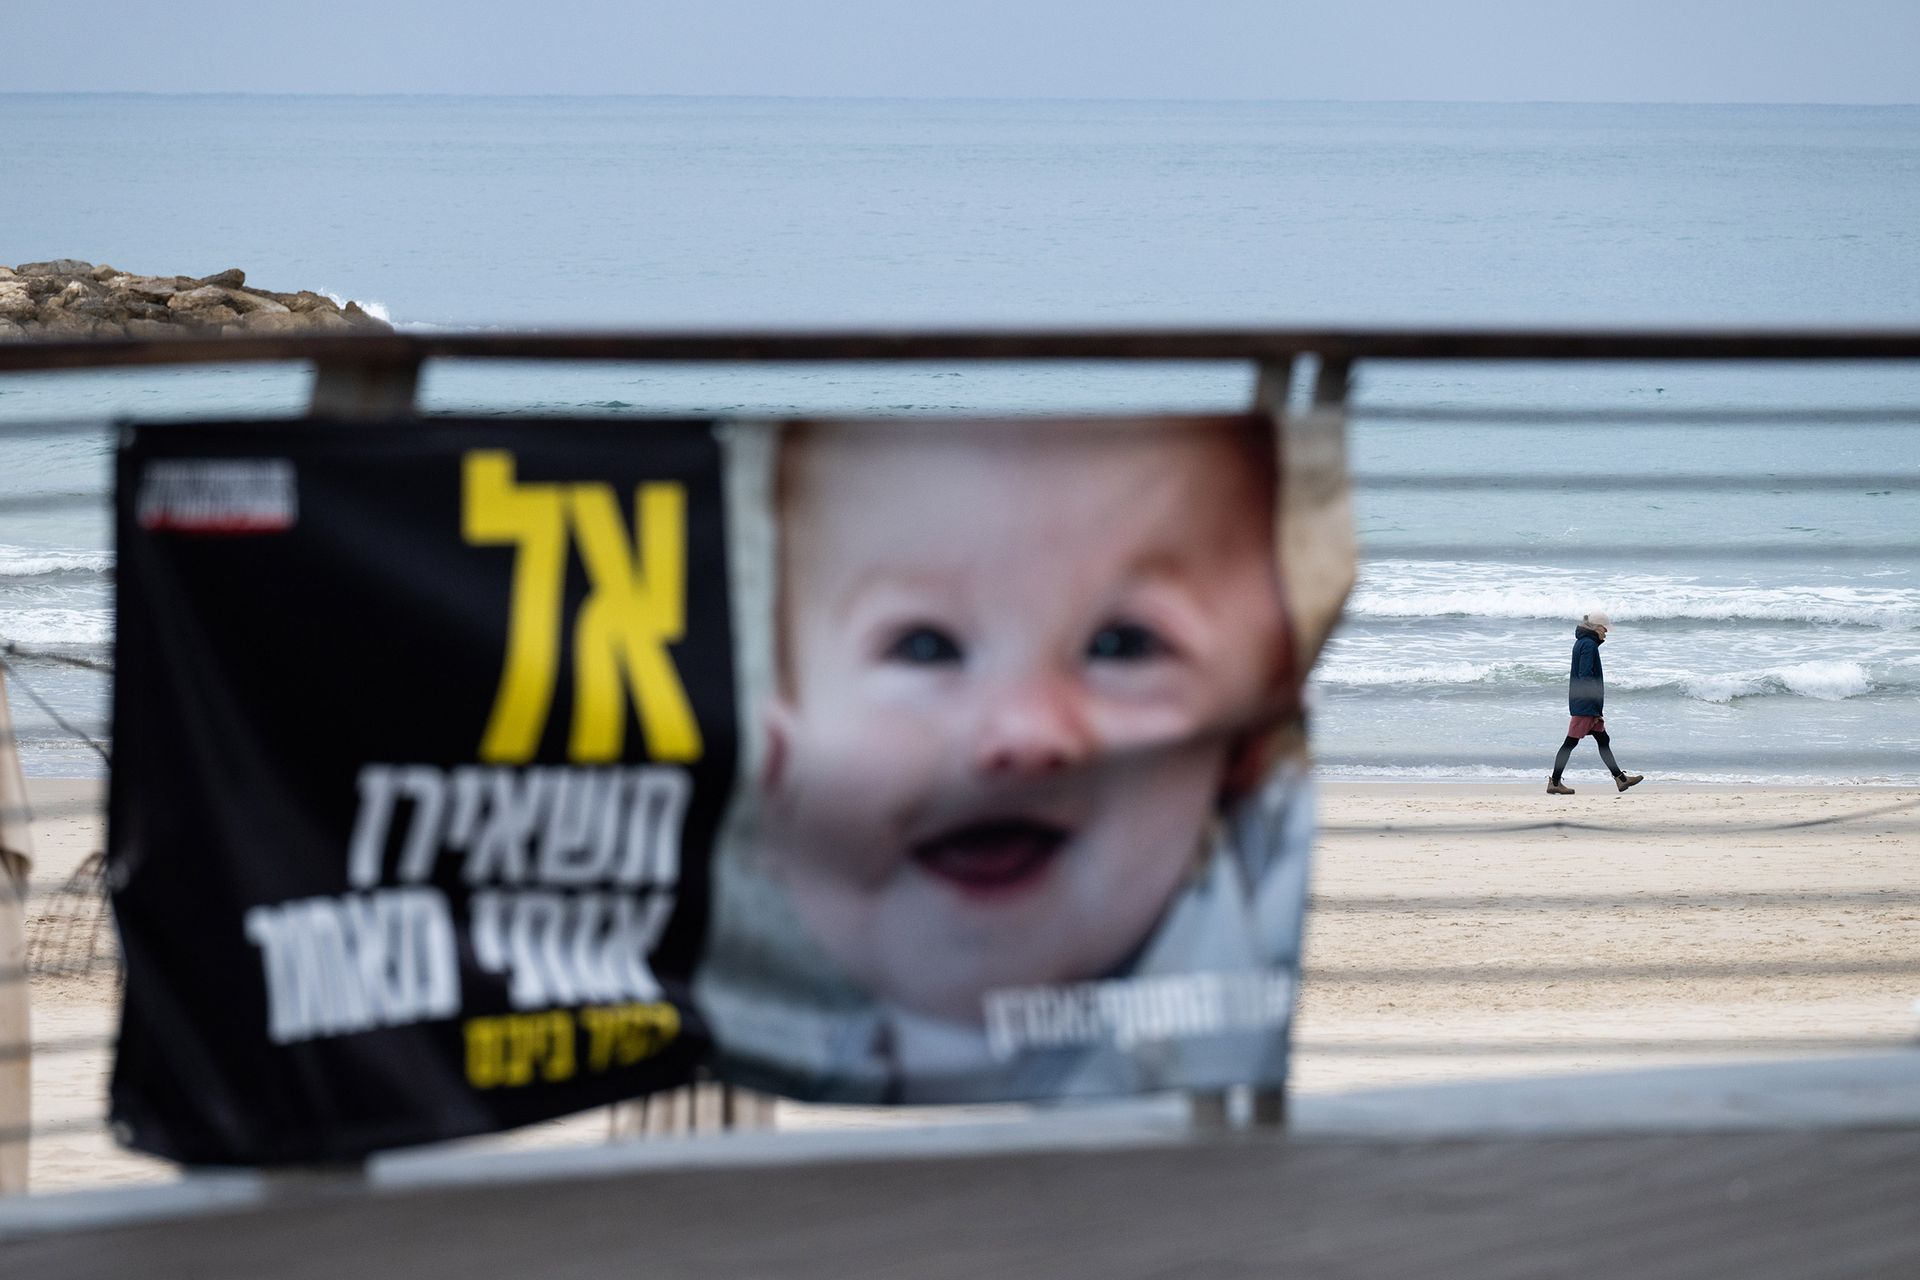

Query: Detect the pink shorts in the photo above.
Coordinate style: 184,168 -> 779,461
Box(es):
1567,715 -> 1606,739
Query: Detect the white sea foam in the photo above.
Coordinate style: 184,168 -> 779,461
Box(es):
0,546 -> 111,577
1352,561 -> 1920,629
1314,659 -> 1508,687
1612,660 -> 1876,702
320,291 -> 395,325
1314,655 -> 1886,702
0,608 -> 110,647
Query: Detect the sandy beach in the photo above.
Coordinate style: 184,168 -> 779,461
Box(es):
15,776 -> 1919,1193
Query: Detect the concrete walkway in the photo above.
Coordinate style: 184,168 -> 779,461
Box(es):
3,1051 -> 1917,1277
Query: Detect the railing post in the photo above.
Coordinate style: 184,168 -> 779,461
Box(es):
1277,353 -> 1356,682
1251,1086 -> 1287,1130
309,357 -> 421,419
1253,356 -> 1294,420
1188,1089 -> 1231,1134
0,669 -> 35,1193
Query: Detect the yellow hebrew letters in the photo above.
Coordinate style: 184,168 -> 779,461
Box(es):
568,483 -> 701,762
463,452 -> 701,764
465,452 -> 567,763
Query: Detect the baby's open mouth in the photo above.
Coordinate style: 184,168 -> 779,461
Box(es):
911,819 -> 1069,897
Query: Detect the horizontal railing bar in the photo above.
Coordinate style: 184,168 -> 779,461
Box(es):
1318,818 -> 1920,837
1314,683 -> 1900,703
0,1117 -> 114,1143
14,482 -> 1911,511
7,408 -> 1918,435
0,644 -> 112,673
0,418 -> 117,440
1292,1035 -> 1911,1055
1353,405 -> 1920,424
1355,474 -> 1911,492
6,328 -> 1920,373
1308,957 -> 1920,981
0,1034 -> 114,1063
0,795 -> 106,824
0,728 -> 114,753
1313,888 -> 1920,911
0,492 -> 108,515
0,960 -> 121,985
1319,796 -> 1920,838
1360,542 -> 1920,560
1320,755 -> 1919,774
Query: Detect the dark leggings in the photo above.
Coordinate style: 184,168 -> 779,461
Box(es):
1552,730 -> 1622,781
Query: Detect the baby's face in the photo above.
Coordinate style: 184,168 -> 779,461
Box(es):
765,419 -> 1286,1023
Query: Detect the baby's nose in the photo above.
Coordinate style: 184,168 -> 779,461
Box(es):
972,678 -> 1095,777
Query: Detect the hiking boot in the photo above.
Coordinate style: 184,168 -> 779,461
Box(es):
1546,779 -> 1575,795
1615,773 -> 1644,792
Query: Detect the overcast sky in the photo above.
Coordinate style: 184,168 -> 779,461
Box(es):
3,0 -> 1917,102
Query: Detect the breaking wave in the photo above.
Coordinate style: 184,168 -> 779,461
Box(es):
0,608 -> 110,648
1666,660 -> 1873,703
320,291 -> 394,326
0,546 -> 110,578
1315,657 -> 1883,702
1352,562 -> 1920,630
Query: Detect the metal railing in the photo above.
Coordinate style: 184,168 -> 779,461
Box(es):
1,325 -> 1917,1194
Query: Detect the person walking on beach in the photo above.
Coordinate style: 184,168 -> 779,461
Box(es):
1547,611 -> 1644,795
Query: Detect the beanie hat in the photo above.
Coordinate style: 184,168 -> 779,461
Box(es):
1583,610 -> 1611,630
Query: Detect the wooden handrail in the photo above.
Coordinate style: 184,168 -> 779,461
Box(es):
5,326 -> 1920,373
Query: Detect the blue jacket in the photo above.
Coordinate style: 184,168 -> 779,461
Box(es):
1569,625 -> 1604,716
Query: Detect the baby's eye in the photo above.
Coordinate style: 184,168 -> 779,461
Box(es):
1086,621 -> 1171,662
882,625 -> 965,665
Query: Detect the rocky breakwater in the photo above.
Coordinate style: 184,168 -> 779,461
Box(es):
0,259 -> 392,341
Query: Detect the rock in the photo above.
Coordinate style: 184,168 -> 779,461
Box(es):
285,291 -> 338,314
342,300 -> 386,330
168,285 -> 232,312
39,313 -> 101,339
185,304 -> 241,328
240,310 -> 315,334
222,289 -> 289,316
118,277 -> 181,303
49,280 -> 101,308
3,262 -> 391,339
0,320 -> 24,342
18,259 -> 94,277
62,295 -> 122,320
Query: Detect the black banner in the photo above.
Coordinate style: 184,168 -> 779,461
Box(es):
109,419 -> 736,1164
110,412 -> 1333,1164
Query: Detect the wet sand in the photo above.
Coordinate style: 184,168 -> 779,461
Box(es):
16,777 -> 1919,1191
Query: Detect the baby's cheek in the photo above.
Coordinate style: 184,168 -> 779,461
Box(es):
809,700 -> 950,783
1060,741 -> 1223,946
779,704 -> 950,872
1083,683 -> 1224,752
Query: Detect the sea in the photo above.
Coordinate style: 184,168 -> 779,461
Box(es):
1,96 -> 1917,782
